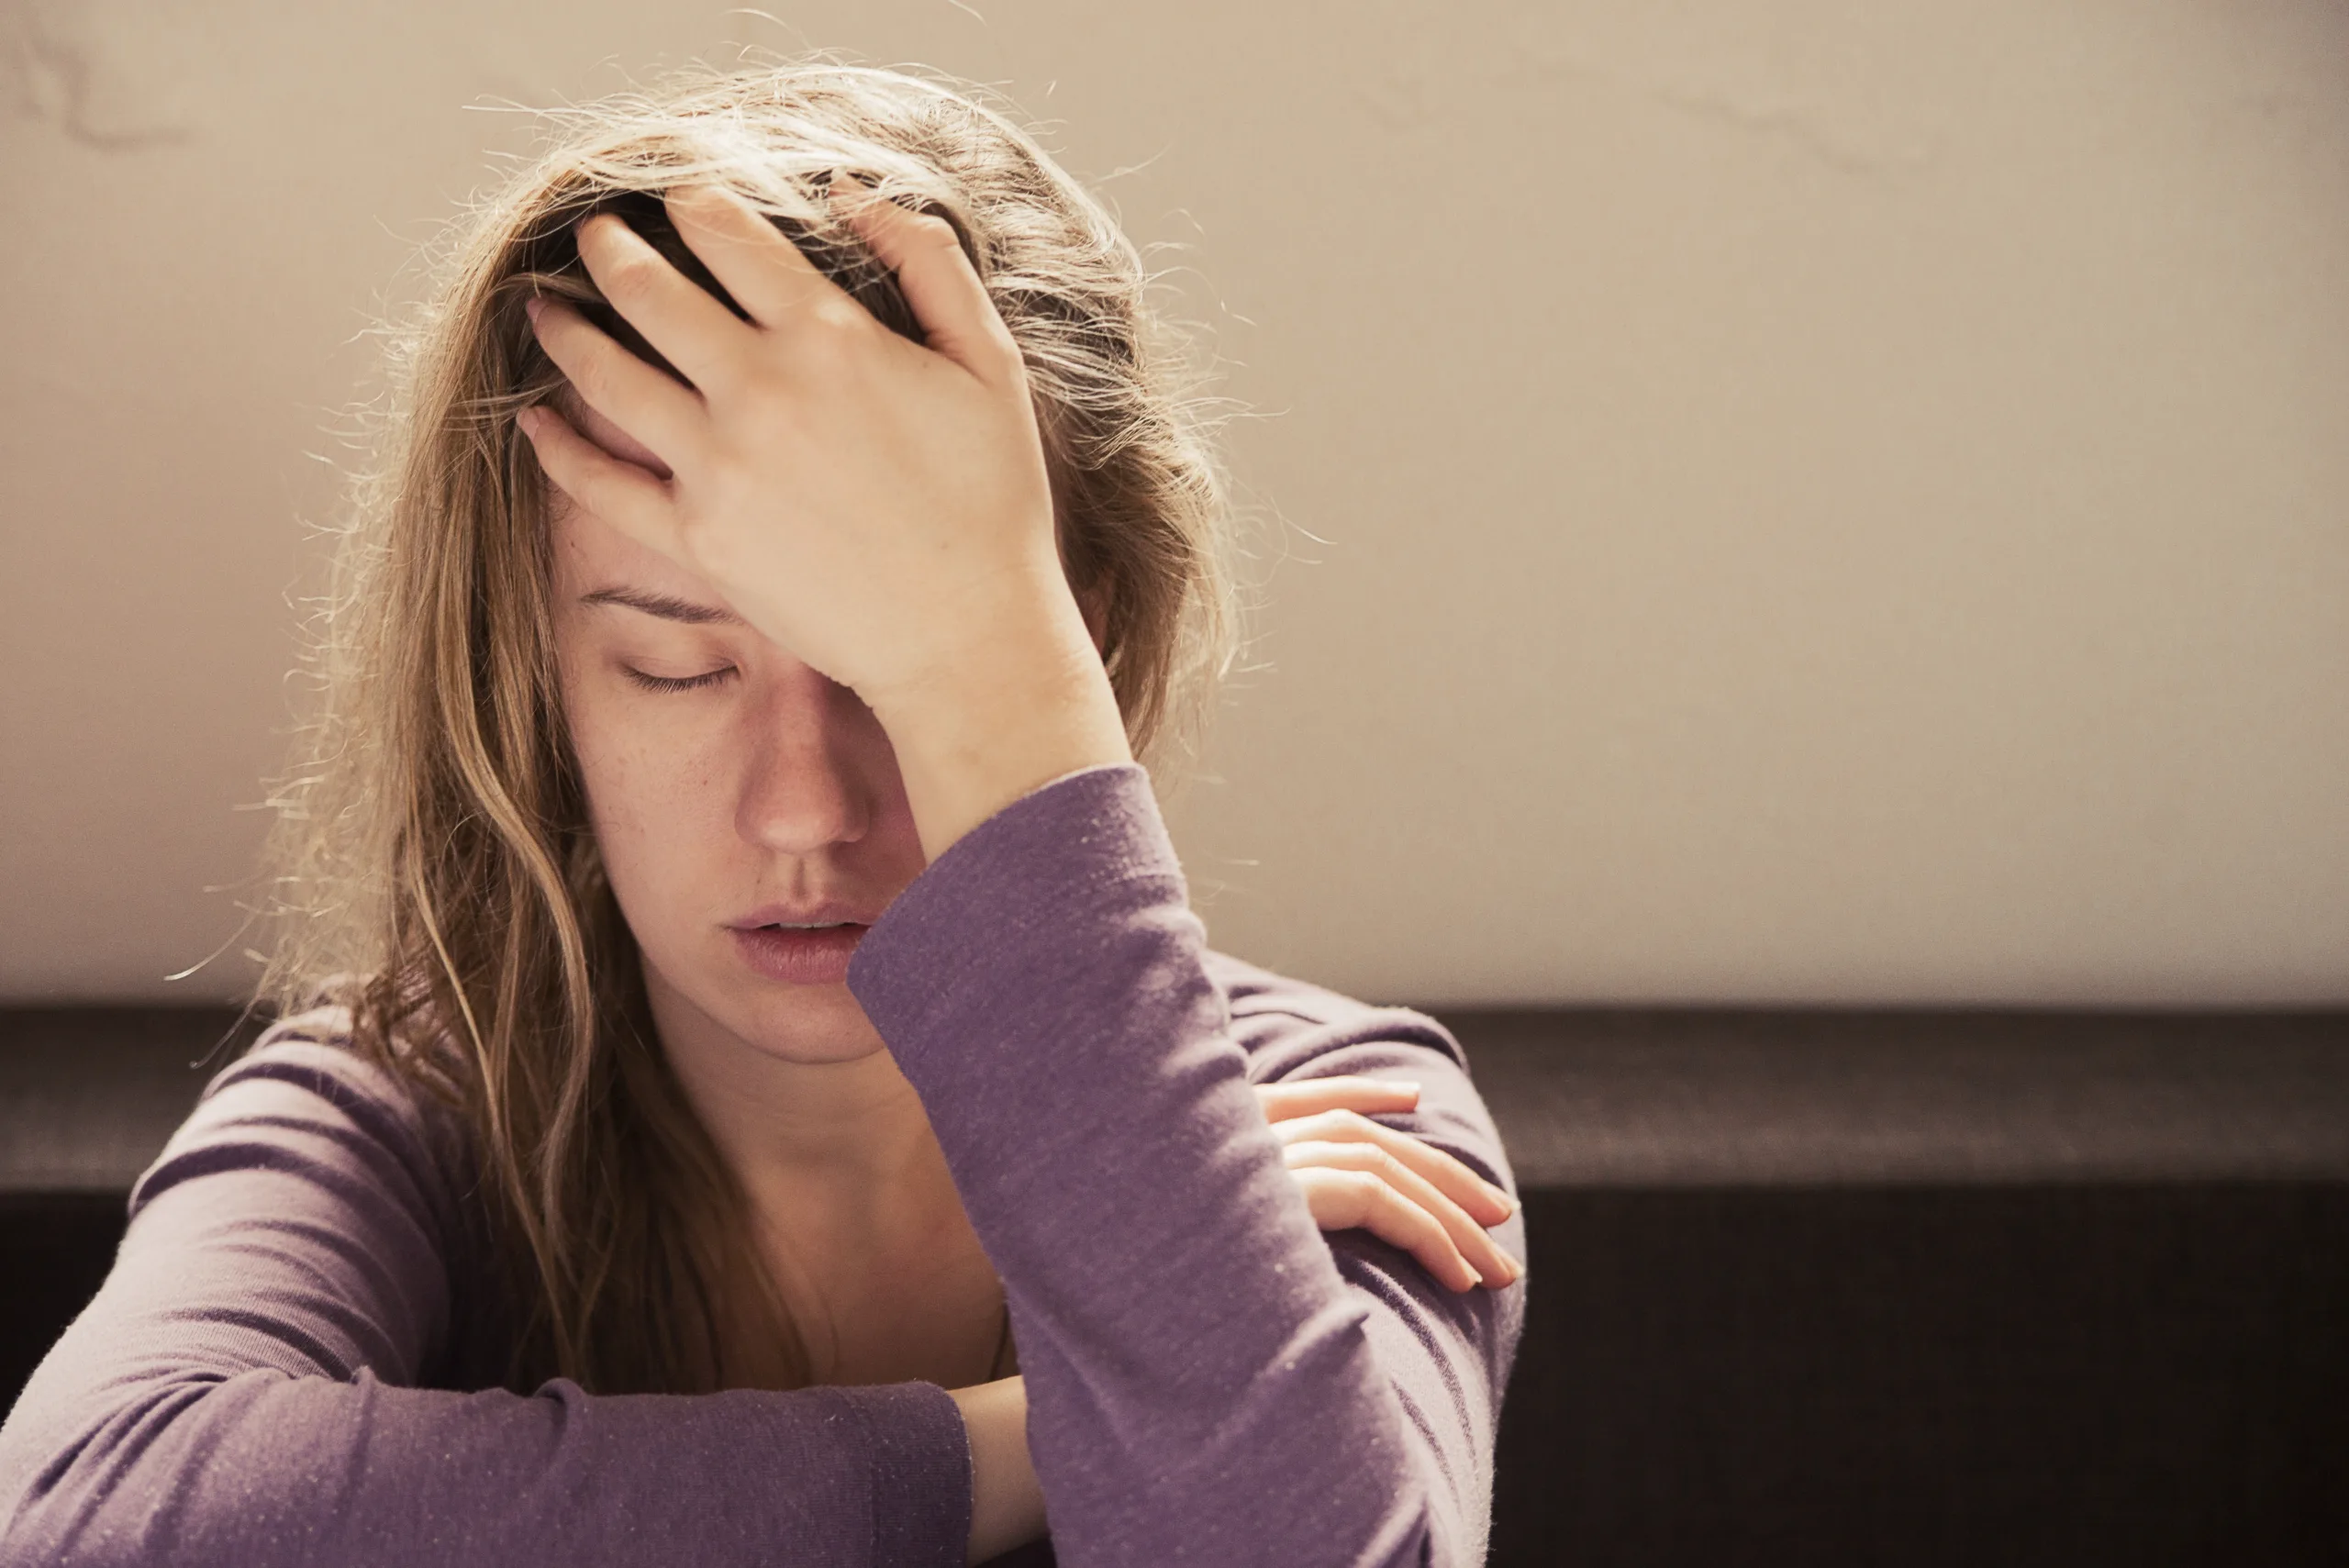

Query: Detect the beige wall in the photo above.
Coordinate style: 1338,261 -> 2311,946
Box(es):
3,0 -> 2343,1006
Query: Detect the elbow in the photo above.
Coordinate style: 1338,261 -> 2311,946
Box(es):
1369,1427 -> 1493,1568
0,1376 -> 247,1568
1386,1493 -> 1479,1568
0,1433 -> 111,1568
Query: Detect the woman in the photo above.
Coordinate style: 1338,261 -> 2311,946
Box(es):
0,61 -> 1524,1565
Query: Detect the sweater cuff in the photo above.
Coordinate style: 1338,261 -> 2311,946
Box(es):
812,1381 -> 971,1567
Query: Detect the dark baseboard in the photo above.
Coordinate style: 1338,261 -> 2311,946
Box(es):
6,1004 -> 2347,1563
1490,1182 -> 2349,1567
1,1193 -> 128,1421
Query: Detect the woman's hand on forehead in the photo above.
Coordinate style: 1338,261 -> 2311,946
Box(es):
518,181 -> 1130,860
518,181 -> 1058,701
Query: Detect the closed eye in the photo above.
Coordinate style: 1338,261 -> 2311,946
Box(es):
624,666 -> 738,695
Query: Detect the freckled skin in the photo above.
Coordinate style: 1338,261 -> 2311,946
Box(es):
549,401 -> 928,1074
546,405 -> 1011,1393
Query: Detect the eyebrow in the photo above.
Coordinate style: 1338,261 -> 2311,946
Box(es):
579,587 -> 742,626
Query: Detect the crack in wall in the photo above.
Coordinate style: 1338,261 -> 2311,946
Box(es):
1,0 -> 198,150
1359,46 -> 1942,179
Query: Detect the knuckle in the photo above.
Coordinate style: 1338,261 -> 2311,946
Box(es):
1312,1173 -> 1369,1226
798,310 -> 868,365
1417,1140 -> 1465,1173
572,357 -> 614,404
602,254 -> 665,301
808,298 -> 869,336
907,212 -> 960,248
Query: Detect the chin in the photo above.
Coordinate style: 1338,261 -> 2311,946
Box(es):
642,945 -> 889,1067
731,982 -> 888,1064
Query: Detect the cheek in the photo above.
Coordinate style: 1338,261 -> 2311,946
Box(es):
562,678 -> 730,929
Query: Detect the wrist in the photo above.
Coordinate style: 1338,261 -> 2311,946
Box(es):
948,1375 -> 1045,1562
873,609 -> 1132,863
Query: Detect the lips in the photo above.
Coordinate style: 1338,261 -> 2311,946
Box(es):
726,902 -> 882,986
729,922 -> 869,985
730,900 -> 884,930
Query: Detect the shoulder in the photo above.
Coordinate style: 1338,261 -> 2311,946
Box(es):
1201,948 -> 1512,1192
1204,948 -> 1472,1083
130,996 -> 481,1239
1206,946 -> 1528,1505
82,996 -> 513,1398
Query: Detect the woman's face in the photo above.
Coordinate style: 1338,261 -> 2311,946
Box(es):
547,402 -> 926,1066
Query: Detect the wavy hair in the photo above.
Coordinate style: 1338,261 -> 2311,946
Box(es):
255,58 -> 1238,1394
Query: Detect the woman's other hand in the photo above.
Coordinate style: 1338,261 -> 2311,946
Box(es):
518,180 -> 1130,861
1255,1077 -> 1524,1295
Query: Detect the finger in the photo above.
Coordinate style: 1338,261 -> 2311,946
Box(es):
515,404 -> 678,558
1267,1108 -> 1515,1226
1284,1139 -> 1522,1290
526,296 -> 707,469
664,184 -> 847,333
829,175 -> 1022,384
1292,1168 -> 1482,1295
1254,1076 -> 1421,1124
572,212 -> 751,393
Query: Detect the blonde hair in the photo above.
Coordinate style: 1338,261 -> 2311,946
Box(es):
258,58 -> 1237,1394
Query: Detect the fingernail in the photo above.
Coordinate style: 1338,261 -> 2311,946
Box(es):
514,406 -> 540,435
524,296 -> 544,325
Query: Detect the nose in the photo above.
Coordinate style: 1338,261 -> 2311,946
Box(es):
733,662 -> 877,855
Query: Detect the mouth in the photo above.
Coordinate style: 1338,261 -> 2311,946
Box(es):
730,900 -> 883,931
728,919 -> 872,985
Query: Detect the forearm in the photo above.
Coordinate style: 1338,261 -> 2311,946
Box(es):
871,605 -> 1131,865
2,1360 -> 968,1568
0,1043 -> 976,1568
851,768 -> 1443,1565
1234,984 -> 1531,1559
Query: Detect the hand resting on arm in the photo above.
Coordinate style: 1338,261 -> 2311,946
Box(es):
949,1074 -> 1520,1560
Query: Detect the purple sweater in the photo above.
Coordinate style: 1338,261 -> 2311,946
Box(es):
0,765 -> 1524,1565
